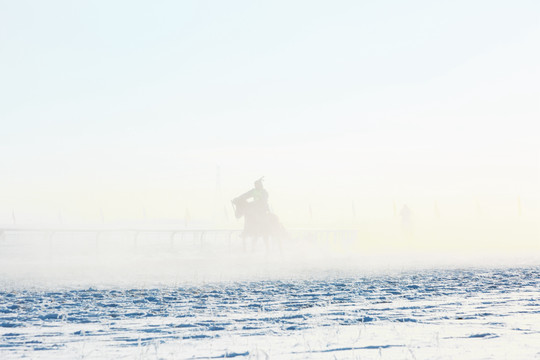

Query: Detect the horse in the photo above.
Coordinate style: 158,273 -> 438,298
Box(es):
231,197 -> 287,252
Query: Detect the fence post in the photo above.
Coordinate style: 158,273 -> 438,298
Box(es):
200,231 -> 205,250
170,231 -> 177,251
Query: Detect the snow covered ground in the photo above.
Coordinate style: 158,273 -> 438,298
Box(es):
1,231 -> 540,359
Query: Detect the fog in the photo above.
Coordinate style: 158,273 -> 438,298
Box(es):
1,132 -> 539,287
2,4 -> 540,359
1,1 -> 539,287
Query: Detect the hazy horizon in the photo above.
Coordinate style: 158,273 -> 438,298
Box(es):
1,1 -> 538,251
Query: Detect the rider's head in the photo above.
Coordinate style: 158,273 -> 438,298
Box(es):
254,177 -> 264,189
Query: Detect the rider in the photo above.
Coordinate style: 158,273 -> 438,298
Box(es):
232,177 -> 285,251
232,177 -> 269,219
248,177 -> 269,216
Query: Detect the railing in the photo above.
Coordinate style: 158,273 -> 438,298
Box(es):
0,226 -> 362,256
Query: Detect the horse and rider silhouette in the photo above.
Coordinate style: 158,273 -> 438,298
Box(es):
231,178 -> 286,252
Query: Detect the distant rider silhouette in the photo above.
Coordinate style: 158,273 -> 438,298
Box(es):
232,177 -> 285,251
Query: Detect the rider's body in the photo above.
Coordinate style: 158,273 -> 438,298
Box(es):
233,178 -> 269,215
243,178 -> 269,215
232,178 -> 269,233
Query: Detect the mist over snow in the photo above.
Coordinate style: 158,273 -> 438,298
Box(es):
1,0 -> 539,359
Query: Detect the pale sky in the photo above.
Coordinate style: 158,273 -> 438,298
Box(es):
1,1 -> 539,241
